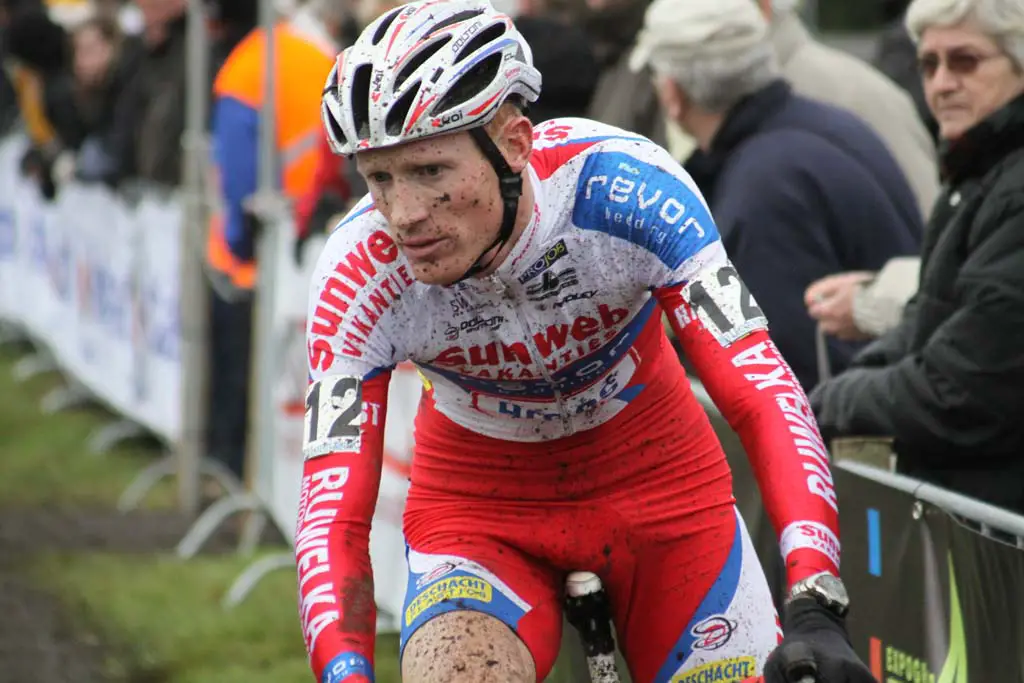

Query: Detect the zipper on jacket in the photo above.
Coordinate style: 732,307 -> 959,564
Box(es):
489,275 -> 574,437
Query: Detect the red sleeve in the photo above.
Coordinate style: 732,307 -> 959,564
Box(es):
296,370 -> 390,683
657,283 -> 841,587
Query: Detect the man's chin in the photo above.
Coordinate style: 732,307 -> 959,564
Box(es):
407,259 -> 464,287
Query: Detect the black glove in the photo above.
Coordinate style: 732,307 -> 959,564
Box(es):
764,598 -> 875,683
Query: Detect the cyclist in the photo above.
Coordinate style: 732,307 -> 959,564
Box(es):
297,2 -> 875,681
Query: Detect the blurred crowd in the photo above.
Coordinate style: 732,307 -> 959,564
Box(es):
2,0 -> 1022,514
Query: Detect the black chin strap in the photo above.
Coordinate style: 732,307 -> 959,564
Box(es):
454,126 -> 522,283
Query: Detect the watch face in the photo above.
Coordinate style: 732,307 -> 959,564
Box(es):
817,574 -> 850,608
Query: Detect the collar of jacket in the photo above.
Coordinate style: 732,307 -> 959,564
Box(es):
708,79 -> 792,159
769,11 -> 810,70
940,90 -> 1024,184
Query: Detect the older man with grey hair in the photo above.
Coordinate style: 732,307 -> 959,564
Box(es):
762,0 -> 940,217
632,0 -> 923,391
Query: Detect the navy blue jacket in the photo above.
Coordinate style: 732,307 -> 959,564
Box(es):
688,80 -> 923,388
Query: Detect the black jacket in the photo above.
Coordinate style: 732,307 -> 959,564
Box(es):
810,92 -> 1024,512
692,81 -> 922,389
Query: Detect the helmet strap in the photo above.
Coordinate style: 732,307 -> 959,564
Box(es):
454,126 -> 523,283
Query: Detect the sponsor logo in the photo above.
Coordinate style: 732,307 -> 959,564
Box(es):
572,151 -> 718,270
780,521 -> 841,571
323,652 -> 374,683
295,466 -> 352,653
518,239 -> 568,284
554,290 -> 597,308
432,303 -> 628,368
309,230 -> 415,370
732,340 -> 838,513
451,20 -> 483,54
531,123 -> 572,145
526,267 -> 578,301
870,638 -> 937,683
432,111 -> 465,128
370,69 -> 384,102
444,315 -> 504,341
690,615 -> 737,651
405,575 -> 494,626
672,656 -> 755,683
424,301 -> 652,401
448,289 -> 488,317
415,561 -> 459,590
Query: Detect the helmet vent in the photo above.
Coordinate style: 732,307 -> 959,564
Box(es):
386,84 -> 421,137
372,8 -> 403,45
426,9 -> 485,35
350,64 -> 373,137
395,37 -> 451,91
454,22 -> 506,64
434,53 -> 503,113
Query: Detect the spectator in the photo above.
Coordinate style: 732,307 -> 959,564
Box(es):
580,0 -> 667,147
681,0 -> 939,224
802,0 -> 946,343
205,0 -> 350,480
104,0 -> 188,187
4,3 -> 67,197
514,12 -> 598,123
631,0 -> 923,390
810,0 -> 1024,513
805,257 -> 922,341
207,0 -> 259,75
758,0 -> 940,219
44,15 -> 141,184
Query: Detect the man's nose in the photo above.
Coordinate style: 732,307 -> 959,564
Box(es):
388,183 -> 431,231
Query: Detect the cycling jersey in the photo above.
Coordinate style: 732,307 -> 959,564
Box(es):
296,118 -> 841,682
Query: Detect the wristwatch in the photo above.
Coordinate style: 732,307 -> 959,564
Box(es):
787,572 -> 850,618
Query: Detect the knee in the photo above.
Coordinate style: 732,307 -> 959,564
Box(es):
401,610 -> 536,683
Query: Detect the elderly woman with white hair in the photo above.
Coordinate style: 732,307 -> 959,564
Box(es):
810,0 -> 1024,514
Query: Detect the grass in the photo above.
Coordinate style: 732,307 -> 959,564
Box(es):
0,344 -> 175,508
0,342 -> 585,682
33,552 -> 402,683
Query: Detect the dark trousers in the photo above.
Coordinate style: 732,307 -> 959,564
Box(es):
205,288 -> 253,481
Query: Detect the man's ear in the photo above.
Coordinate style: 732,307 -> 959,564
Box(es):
497,112 -> 534,174
653,73 -> 689,122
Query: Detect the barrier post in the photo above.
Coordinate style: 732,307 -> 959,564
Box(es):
239,0 -> 286,549
177,0 -> 212,517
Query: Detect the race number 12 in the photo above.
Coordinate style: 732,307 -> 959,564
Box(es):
303,376 -> 363,459
685,265 -> 767,346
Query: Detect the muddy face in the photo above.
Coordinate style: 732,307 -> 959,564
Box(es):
356,133 -> 504,286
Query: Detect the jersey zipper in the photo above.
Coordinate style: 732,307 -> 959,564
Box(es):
489,275 -> 575,437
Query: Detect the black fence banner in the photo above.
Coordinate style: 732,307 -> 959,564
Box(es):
705,400 -> 1024,682
816,467 -> 1024,683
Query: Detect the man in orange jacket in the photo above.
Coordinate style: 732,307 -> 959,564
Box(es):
205,0 -> 353,480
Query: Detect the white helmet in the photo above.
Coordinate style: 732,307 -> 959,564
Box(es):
321,0 -> 543,156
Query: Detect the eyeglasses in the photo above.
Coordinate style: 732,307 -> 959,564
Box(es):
917,49 -> 1006,79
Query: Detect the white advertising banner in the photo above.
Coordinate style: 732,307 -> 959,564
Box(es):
1,133 -> 415,630
0,134 -> 183,442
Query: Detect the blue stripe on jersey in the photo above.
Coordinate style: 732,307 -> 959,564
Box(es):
571,151 -> 719,269
653,513 -> 745,683
330,201 -> 376,233
419,299 -> 658,400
